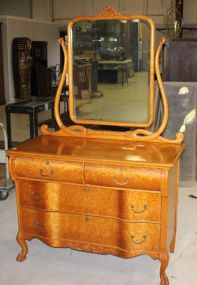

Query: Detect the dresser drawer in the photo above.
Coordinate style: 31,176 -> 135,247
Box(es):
17,180 -> 161,222
22,208 -> 160,252
14,157 -> 83,184
84,163 -> 162,191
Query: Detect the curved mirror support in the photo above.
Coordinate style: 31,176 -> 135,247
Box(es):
68,13 -> 155,127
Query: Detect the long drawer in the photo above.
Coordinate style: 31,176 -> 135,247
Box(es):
21,208 -> 160,252
17,180 -> 161,222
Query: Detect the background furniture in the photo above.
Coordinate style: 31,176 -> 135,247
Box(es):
12,37 -> 32,100
163,38 -> 197,81
5,97 -> 55,148
31,41 -> 49,97
98,59 -> 133,84
0,23 -> 5,105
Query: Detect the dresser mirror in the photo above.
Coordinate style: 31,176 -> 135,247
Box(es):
67,14 -> 155,128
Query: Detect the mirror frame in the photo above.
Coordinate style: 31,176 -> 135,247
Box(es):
67,7 -> 155,128
41,6 -> 183,144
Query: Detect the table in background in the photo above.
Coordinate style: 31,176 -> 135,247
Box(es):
5,97 -> 56,148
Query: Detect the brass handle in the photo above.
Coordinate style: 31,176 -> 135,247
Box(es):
112,166 -> 129,186
131,235 -> 147,244
31,192 -> 44,201
131,204 -> 147,214
40,168 -> 53,176
39,160 -> 53,177
112,175 -> 129,186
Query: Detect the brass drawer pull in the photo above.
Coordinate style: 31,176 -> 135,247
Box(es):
39,160 -> 53,177
112,175 -> 129,186
40,168 -> 53,177
131,235 -> 147,244
131,204 -> 147,214
112,166 -> 129,186
31,192 -> 44,201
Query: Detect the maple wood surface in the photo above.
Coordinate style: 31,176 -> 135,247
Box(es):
9,135 -> 183,166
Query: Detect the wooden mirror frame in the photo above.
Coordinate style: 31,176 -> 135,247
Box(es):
41,6 -> 184,144
68,9 -> 155,128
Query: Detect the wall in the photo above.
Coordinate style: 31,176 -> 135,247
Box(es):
183,0 -> 197,24
0,0 -> 197,25
31,0 -> 52,21
52,0 -> 172,24
0,16 -> 60,102
0,0 -> 31,18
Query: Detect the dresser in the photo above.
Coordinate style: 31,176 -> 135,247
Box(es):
7,6 -> 184,285
8,135 -> 183,285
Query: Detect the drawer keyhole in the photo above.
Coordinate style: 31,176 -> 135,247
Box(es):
83,186 -> 89,192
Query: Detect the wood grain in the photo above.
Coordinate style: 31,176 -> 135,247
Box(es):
21,207 -> 161,252
17,179 -> 161,222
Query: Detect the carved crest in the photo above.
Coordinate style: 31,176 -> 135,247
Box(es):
98,5 -> 121,17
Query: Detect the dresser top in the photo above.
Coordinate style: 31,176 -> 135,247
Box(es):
8,135 -> 183,167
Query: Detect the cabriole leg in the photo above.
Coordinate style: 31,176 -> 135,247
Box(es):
16,231 -> 28,262
160,251 -> 169,285
170,233 -> 176,253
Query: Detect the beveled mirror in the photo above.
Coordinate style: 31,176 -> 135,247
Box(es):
67,8 -> 155,127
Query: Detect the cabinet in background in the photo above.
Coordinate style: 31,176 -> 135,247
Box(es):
163,38 -> 197,82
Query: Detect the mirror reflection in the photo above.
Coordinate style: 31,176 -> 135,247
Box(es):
72,19 -> 150,125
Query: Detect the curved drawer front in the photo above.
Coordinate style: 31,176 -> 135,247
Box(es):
14,157 -> 83,184
18,180 -> 161,222
22,208 -> 160,252
84,163 -> 161,191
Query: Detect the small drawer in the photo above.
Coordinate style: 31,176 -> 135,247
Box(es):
22,208 -> 160,252
84,163 -> 161,191
14,157 -> 83,184
18,180 -> 161,222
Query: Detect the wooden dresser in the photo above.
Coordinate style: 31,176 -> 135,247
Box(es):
7,6 -> 184,285
8,135 -> 183,285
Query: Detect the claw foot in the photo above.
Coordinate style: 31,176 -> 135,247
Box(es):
16,231 -> 28,262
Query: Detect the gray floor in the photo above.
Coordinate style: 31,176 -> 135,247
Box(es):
0,186 -> 197,285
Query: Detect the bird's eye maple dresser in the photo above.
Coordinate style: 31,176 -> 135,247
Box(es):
7,6 -> 184,285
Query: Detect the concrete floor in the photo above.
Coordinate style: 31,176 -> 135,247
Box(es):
0,186 -> 197,285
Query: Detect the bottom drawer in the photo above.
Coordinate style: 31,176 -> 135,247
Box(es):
21,208 -> 160,252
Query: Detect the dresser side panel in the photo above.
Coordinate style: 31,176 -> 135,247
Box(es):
167,164 -> 179,250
